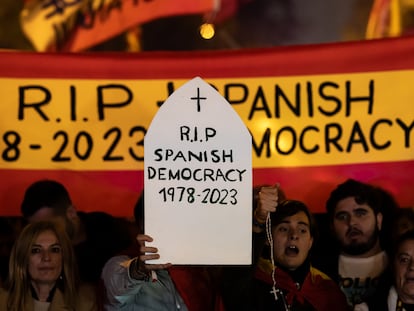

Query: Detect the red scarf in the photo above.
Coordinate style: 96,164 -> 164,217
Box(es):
254,259 -> 348,311
169,266 -> 226,311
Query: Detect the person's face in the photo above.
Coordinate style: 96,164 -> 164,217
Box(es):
28,230 -> 62,286
272,211 -> 313,270
394,239 -> 414,304
28,207 -> 76,240
332,197 -> 382,256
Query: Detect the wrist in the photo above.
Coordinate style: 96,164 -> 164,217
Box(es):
253,218 -> 266,230
129,257 -> 150,281
253,210 -> 266,230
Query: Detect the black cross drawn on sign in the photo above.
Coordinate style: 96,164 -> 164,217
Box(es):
190,87 -> 207,112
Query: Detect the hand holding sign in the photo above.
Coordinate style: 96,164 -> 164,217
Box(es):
137,234 -> 172,270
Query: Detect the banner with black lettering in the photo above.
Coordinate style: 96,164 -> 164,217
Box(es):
0,35 -> 413,216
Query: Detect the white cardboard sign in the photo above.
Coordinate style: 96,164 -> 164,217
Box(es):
144,77 -> 252,264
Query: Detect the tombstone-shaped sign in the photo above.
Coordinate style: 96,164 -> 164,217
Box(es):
144,77 -> 252,264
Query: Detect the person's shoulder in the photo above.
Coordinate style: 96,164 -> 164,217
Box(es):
309,266 -> 349,310
105,254 -> 131,266
310,266 -> 334,281
102,254 -> 132,275
309,266 -> 343,292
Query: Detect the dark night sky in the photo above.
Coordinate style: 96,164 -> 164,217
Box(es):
0,0 -> 373,52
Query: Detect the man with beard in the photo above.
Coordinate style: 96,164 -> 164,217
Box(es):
318,178 -> 398,309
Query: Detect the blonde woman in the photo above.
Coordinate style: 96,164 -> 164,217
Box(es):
0,221 -> 96,311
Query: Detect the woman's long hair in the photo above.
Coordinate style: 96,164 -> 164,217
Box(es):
6,221 -> 79,310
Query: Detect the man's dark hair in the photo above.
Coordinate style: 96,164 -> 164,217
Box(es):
270,199 -> 317,238
325,179 -> 381,220
21,180 -> 72,218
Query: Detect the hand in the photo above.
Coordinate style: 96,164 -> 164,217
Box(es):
254,184 -> 279,224
136,234 -> 172,271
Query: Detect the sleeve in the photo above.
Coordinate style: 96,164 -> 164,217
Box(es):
101,255 -> 146,307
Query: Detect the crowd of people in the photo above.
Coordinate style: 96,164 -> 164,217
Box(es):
0,178 -> 413,310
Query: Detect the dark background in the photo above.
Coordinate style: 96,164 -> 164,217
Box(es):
0,0 -> 374,51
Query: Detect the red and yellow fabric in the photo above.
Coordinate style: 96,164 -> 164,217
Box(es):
20,0 -> 218,52
0,35 -> 414,216
254,257 -> 348,310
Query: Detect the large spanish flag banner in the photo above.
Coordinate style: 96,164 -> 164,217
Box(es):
0,36 -> 414,216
